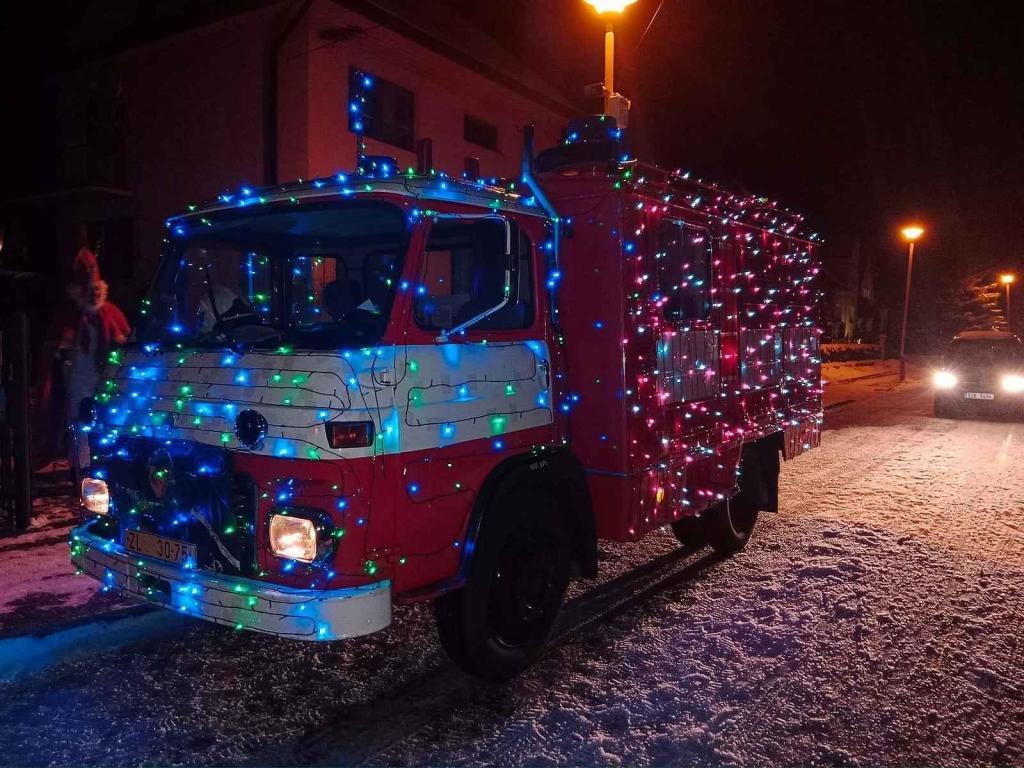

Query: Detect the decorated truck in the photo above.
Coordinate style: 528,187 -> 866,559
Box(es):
70,117 -> 821,679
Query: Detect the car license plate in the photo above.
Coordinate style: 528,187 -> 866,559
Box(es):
964,392 -> 995,400
125,529 -> 196,566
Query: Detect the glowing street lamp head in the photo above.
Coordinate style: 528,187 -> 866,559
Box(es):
1000,273 -> 1015,285
584,0 -> 639,14
900,225 -> 924,242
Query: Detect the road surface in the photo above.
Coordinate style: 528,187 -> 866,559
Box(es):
1,372 -> 1022,767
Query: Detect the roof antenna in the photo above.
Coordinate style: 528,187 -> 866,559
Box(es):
416,138 -> 433,175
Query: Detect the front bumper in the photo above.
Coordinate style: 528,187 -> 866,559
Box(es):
937,390 -> 1024,416
69,525 -> 391,640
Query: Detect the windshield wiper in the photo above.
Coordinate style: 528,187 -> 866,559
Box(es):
193,320 -> 284,350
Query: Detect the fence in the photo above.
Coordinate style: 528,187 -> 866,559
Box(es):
0,312 -> 32,532
821,342 -> 883,363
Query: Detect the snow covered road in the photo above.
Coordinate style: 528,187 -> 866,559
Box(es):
1,375 -> 1022,767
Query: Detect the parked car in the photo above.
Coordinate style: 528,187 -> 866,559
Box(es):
933,330 -> 1024,418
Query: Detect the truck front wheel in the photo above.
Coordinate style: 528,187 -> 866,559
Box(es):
435,484 -> 570,681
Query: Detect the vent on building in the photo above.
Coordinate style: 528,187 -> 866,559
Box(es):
464,115 -> 498,152
319,26 -> 364,43
416,138 -> 433,174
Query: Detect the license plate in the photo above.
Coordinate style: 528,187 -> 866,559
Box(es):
125,529 -> 196,566
964,392 -> 995,400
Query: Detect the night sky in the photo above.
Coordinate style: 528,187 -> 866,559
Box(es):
3,1 -> 1022,338
454,0 -> 1024,334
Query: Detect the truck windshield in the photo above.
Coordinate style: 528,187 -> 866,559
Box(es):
138,201 -> 409,349
947,338 -> 1024,364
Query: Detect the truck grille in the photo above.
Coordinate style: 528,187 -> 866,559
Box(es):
101,439 -> 259,577
228,473 -> 258,576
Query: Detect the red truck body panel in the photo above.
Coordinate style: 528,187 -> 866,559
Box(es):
71,147 -> 821,638
543,167 -> 820,541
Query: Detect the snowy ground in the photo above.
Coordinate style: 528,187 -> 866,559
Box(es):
1,366 -> 1023,766
0,469 -> 134,637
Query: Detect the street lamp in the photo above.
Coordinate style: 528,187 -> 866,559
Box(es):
1001,273 -> 1015,333
583,0 -> 638,120
897,225 -> 924,382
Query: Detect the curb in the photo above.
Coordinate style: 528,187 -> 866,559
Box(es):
826,369 -> 899,385
0,602 -> 154,642
824,399 -> 855,412
0,603 -> 168,683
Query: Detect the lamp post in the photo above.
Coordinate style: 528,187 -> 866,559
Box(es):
1000,274 -> 1015,333
897,225 -> 924,382
583,0 -> 638,117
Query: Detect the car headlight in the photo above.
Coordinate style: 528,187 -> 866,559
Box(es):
933,371 -> 958,389
81,478 -> 109,515
1002,374 -> 1024,393
269,514 -> 318,562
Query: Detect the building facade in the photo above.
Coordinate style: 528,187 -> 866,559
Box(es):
3,0 -> 573,308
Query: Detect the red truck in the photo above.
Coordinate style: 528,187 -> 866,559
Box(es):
71,116 -> 821,679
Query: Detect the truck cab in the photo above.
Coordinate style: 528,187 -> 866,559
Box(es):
71,119 -> 821,679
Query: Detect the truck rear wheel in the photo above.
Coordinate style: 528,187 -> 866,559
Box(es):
670,495 -> 759,555
681,442 -> 777,555
435,483 -> 570,681
704,495 -> 759,553
669,515 -> 707,552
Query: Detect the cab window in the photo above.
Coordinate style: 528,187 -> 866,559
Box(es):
414,218 -> 533,331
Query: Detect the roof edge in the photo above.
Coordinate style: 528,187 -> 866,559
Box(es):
330,0 -> 578,118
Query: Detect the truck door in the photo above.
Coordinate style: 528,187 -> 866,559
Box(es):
650,218 -> 719,520
388,213 -> 554,592
653,219 -> 718,413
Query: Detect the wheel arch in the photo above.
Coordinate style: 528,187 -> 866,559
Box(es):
459,448 -> 598,581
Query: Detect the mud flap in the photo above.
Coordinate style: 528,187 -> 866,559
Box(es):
782,416 -> 822,460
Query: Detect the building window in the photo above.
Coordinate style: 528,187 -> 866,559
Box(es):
60,75 -> 127,189
414,219 -> 533,331
464,115 -> 498,152
348,67 -> 414,151
88,217 -> 134,281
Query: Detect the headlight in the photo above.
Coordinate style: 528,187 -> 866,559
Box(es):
933,371 -> 958,389
81,478 -> 109,515
269,514 -> 317,562
1002,374 -> 1024,393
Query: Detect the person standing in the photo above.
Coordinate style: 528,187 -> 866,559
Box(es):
53,247 -> 131,480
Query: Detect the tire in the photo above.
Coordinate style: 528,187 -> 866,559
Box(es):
704,494 -> 759,554
934,398 -> 958,419
435,482 -> 571,681
702,446 -> 772,554
671,480 -> 761,556
669,515 -> 707,552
